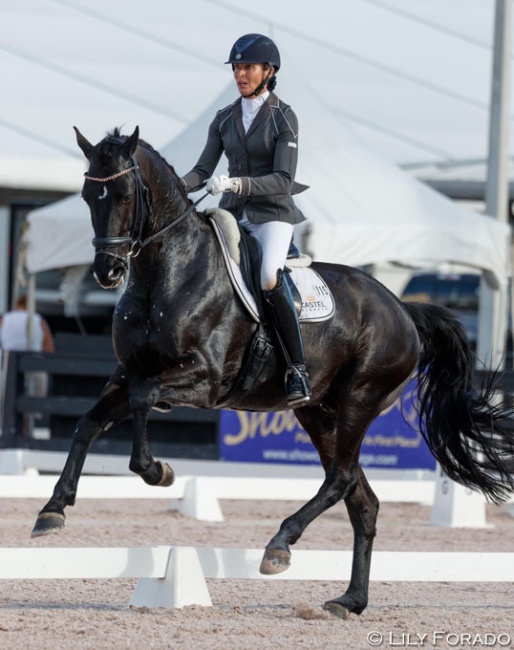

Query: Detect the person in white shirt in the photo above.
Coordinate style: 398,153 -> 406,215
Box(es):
0,294 -> 55,398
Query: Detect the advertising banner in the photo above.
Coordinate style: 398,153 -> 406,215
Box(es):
219,379 -> 435,470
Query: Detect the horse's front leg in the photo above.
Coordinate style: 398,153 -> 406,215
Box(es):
31,368 -> 130,537
128,377 -> 174,487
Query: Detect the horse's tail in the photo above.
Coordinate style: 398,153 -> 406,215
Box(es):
404,301 -> 514,503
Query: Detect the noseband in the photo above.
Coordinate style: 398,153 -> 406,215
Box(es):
84,157 -> 208,263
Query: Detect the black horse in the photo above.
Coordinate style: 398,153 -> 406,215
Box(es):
32,126 -> 514,619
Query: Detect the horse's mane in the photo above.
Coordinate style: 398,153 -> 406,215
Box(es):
106,127 -> 189,203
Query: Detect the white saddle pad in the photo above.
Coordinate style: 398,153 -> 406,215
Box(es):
209,211 -> 335,324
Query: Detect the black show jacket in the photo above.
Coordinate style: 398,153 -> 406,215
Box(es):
182,92 -> 308,225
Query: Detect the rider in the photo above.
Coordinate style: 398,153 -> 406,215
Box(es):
181,33 -> 311,406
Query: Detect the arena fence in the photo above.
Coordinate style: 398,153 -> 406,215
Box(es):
1,546 -> 513,609
0,449 -> 493,527
0,473 -> 436,522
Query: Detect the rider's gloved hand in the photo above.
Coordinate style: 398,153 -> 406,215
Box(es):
205,175 -> 241,195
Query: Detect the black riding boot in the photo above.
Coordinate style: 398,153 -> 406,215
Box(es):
265,270 -> 312,406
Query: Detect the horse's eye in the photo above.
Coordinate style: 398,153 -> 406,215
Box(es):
122,194 -> 132,204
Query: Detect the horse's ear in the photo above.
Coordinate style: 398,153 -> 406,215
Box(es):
73,126 -> 93,161
122,126 -> 139,159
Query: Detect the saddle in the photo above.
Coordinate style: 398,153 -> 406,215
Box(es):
208,209 -> 335,323
206,209 -> 335,407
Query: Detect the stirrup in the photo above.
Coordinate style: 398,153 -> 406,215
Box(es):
285,364 -> 312,406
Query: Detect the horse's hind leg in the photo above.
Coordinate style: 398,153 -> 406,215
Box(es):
260,401 -> 379,618
260,405 -> 356,572
128,377 -> 174,487
260,460 -> 360,576
31,368 -> 131,537
323,466 -> 378,619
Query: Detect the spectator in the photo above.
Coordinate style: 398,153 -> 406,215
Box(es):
0,294 -> 55,400
0,295 -> 55,354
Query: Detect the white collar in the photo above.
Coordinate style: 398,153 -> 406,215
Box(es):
242,91 -> 269,112
241,91 -> 269,132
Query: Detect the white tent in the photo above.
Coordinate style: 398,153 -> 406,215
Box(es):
26,71 -> 511,284
0,1 -> 509,190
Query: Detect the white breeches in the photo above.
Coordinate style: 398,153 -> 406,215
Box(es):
240,216 -> 294,290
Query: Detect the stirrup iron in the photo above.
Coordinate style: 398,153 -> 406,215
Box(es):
285,363 -> 312,406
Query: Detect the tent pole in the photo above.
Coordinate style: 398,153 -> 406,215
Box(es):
476,0 -> 513,369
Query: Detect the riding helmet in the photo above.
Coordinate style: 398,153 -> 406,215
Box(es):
225,33 -> 281,71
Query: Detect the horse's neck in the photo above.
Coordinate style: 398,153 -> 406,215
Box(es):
135,150 -> 221,281
127,222 -> 222,314
144,153 -> 187,225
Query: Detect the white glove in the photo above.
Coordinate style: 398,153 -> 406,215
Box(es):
205,175 -> 241,195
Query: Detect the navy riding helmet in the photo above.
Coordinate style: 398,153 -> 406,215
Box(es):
225,33 -> 281,71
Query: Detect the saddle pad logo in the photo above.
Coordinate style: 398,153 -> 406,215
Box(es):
293,273 -> 333,320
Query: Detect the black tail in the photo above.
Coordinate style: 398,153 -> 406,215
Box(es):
405,301 -> 514,503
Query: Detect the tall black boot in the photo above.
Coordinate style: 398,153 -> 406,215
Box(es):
265,270 -> 312,406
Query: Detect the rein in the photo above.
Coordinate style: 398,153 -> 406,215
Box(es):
84,156 -> 208,260
134,192 -> 209,254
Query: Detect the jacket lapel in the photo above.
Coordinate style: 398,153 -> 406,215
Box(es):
232,99 -> 247,144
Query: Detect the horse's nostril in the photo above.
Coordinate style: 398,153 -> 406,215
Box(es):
108,267 -> 124,281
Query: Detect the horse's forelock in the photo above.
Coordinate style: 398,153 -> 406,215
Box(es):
105,127 -> 126,146
90,128 -> 126,164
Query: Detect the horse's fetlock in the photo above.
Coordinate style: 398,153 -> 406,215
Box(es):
64,494 -> 76,507
129,459 -> 147,475
278,519 -> 303,546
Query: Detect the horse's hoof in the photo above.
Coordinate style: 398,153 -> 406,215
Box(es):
31,512 -> 66,538
156,461 -> 175,487
259,548 -> 291,575
323,600 -> 351,620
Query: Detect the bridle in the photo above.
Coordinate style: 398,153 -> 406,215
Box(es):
84,155 -> 208,262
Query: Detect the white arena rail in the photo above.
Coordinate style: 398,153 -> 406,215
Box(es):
0,449 -> 492,527
0,546 -> 513,609
0,473 -> 436,523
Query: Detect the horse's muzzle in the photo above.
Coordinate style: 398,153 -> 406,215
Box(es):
93,252 -> 127,289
